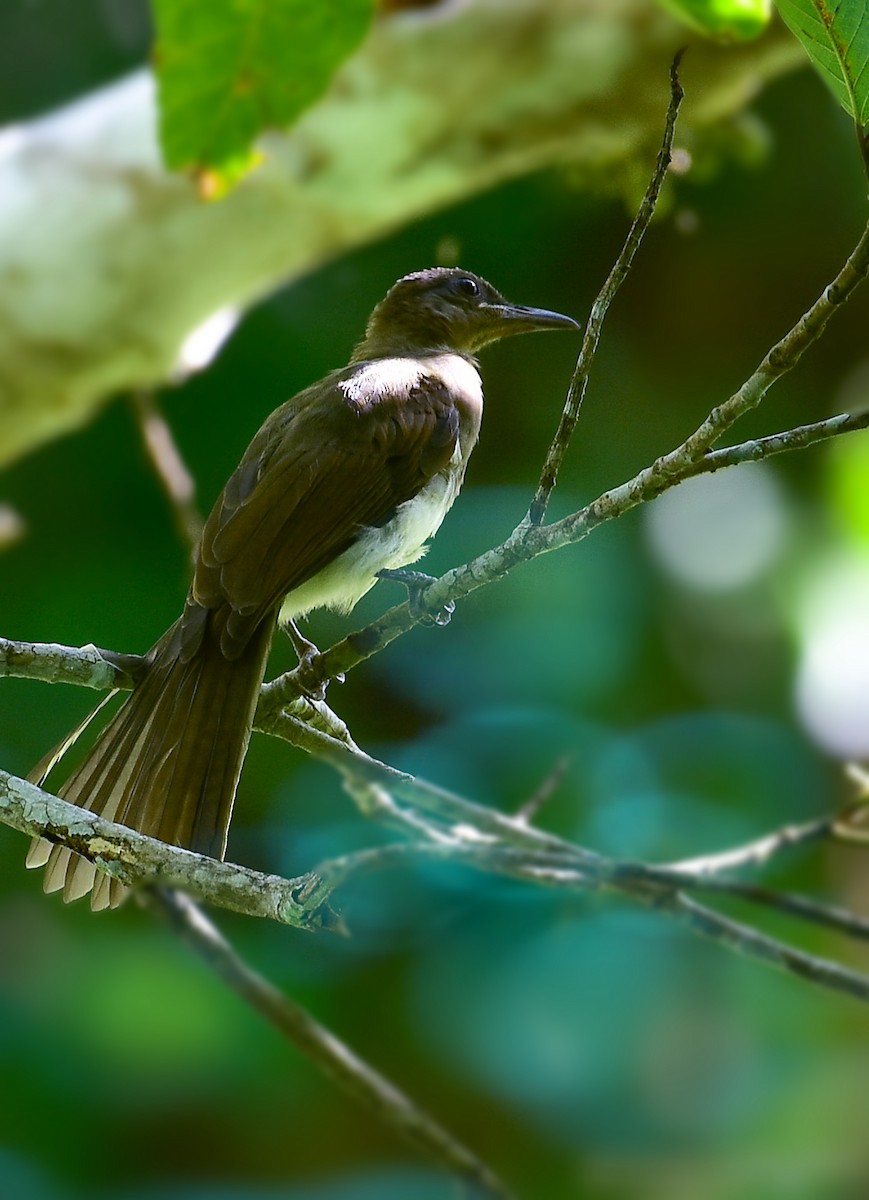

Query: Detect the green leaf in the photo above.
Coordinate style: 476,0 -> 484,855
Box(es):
656,0 -> 772,40
152,0 -> 375,194
773,0 -> 869,122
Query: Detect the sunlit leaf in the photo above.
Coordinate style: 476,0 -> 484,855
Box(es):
774,0 -> 869,122
827,430 -> 869,543
152,0 -> 374,194
656,0 -> 772,39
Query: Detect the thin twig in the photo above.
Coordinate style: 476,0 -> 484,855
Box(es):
343,778 -> 459,846
677,220 -> 869,459
529,50 -> 685,524
130,389 -> 204,556
304,206 -> 869,690
7,745 -> 869,1008
293,841 -> 869,1006
145,890 -> 512,1200
4,635 -> 869,904
662,891 -> 869,1004
668,879 -> 869,944
663,817 -> 834,876
539,384 -> 869,574
514,755 -> 571,825
2,91 -> 867,743
684,410 -> 869,477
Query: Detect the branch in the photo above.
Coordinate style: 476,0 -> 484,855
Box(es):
529,49 -> 685,524
129,389 -> 204,555
0,637 -> 140,690
660,891 -> 869,1004
6,709 -> 869,1008
665,817 -> 833,875
0,767 -> 332,930
682,410 -> 869,477
147,890 -> 511,1200
6,102 -> 869,1009
290,837 -> 869,1008
670,879 -> 869,944
24,90 -> 861,715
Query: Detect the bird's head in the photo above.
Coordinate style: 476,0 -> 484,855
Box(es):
352,267 -> 579,361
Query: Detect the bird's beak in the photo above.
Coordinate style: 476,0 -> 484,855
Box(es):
476,301 -> 581,346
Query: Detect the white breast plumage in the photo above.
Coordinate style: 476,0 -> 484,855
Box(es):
339,358 -> 425,405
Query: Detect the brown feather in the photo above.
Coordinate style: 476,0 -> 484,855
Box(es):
29,613 -> 274,908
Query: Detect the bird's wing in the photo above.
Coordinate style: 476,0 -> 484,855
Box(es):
188,364 -> 464,658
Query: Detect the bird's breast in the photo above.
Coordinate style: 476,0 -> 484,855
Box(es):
339,352 -> 483,429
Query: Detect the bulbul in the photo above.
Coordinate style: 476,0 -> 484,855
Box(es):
27,267 -> 578,910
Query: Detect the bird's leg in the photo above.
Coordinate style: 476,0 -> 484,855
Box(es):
376,568 -> 456,627
284,619 -> 341,700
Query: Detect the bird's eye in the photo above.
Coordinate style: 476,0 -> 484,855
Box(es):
453,276 -> 479,298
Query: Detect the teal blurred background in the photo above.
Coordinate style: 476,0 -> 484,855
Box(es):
3,4 -> 869,1199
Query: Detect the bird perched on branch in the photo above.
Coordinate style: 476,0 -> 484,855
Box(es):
27,267 -> 579,909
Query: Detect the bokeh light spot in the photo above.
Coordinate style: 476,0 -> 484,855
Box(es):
796,557 -> 869,757
644,465 -> 788,590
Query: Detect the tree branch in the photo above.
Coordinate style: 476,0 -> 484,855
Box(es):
0,767 -> 332,930
146,889 -> 511,1200
529,48 -> 685,524
660,891 -> 869,1004
5,74 -> 869,1035
683,409 -> 869,477
129,389 -> 204,556
8,734 -> 869,1009
290,836 -> 869,1007
0,637 -> 139,691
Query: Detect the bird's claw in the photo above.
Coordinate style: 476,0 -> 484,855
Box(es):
429,598 -> 456,627
377,568 -> 455,626
284,619 -> 332,701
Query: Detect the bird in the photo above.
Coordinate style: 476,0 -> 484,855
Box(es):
26,267 -> 579,910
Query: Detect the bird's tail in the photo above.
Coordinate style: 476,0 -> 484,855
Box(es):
26,615 -> 274,911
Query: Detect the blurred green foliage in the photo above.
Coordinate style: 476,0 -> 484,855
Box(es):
657,0 -> 772,41
152,0 -> 374,194
828,432 -> 869,545
3,4 -> 869,1200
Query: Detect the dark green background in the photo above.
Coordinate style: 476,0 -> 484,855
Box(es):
2,4 -> 869,1199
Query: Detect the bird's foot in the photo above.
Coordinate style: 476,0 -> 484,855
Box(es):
284,619 -> 340,701
377,568 -> 456,627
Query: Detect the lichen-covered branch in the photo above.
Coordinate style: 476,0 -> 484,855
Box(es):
680,410 -> 869,477
0,638 -> 137,691
0,767 -> 330,930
